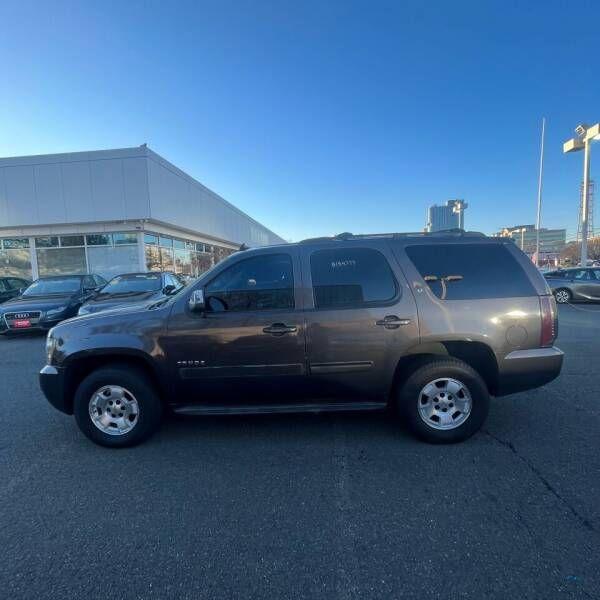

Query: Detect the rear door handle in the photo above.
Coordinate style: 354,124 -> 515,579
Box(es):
263,323 -> 298,336
375,315 -> 411,329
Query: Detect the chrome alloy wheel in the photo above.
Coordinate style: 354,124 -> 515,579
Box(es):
555,289 -> 570,304
89,385 -> 140,436
417,378 -> 472,431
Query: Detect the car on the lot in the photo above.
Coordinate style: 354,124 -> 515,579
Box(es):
0,274 -> 106,334
78,272 -> 185,316
543,267 -> 600,303
40,230 -> 563,448
0,276 -> 30,304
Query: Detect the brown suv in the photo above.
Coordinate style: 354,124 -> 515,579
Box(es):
40,231 -> 563,447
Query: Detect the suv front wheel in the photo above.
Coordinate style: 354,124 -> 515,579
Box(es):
73,365 -> 163,447
397,358 -> 490,443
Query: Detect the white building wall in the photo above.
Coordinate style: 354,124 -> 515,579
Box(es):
0,146 -> 284,248
0,147 -> 150,227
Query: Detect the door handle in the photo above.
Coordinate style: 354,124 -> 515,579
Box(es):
375,315 -> 411,329
263,323 -> 298,336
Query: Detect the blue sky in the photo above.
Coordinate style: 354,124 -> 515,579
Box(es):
1,1 -> 599,242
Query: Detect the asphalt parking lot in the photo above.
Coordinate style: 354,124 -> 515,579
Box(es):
1,305 -> 600,600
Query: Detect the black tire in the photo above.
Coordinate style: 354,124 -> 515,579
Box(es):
73,365 -> 162,448
397,358 -> 490,444
554,288 -> 572,304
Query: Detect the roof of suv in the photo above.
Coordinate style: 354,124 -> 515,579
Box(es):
297,229 -> 487,244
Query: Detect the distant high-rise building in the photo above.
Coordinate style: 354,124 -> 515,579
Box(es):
425,199 -> 468,232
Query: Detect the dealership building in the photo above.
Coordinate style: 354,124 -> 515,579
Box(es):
0,145 -> 284,281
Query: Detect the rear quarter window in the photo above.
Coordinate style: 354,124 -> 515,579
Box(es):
405,243 -> 536,300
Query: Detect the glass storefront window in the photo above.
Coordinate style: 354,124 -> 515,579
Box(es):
2,238 -> 29,249
113,233 -> 138,245
160,247 -> 174,271
174,249 -> 192,274
86,234 -> 112,246
192,251 -> 213,276
37,248 -> 86,277
159,236 -> 173,248
144,233 -> 158,245
88,245 -> 140,280
60,235 -> 85,247
0,249 -> 32,279
145,245 -> 161,272
35,236 -> 59,248
173,239 -> 186,250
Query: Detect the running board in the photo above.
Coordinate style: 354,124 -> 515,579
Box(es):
172,402 -> 387,416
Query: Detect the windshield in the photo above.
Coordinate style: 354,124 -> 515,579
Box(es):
23,277 -> 81,296
101,273 -> 162,294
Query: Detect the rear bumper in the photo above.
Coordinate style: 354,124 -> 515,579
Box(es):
496,346 -> 564,396
39,365 -> 72,414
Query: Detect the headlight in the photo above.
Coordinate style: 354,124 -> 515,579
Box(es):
46,306 -> 67,318
45,332 -> 58,365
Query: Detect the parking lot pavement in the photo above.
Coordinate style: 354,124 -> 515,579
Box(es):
1,305 -> 600,600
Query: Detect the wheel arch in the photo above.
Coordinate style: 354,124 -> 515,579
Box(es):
63,350 -> 166,414
391,340 -> 499,399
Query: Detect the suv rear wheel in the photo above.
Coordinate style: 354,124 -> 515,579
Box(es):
397,358 -> 490,443
73,365 -> 162,447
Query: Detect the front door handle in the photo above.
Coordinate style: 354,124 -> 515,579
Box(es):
263,323 -> 298,336
375,315 -> 411,329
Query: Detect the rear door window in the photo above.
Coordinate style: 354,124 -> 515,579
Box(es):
405,243 -> 536,300
310,247 -> 397,309
572,269 -> 591,280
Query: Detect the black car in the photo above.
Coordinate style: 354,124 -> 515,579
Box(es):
77,272 -> 184,316
0,276 -> 31,304
0,274 -> 106,334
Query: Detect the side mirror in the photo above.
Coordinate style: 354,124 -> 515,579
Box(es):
188,289 -> 205,313
18,287 -> 25,295
163,284 -> 176,295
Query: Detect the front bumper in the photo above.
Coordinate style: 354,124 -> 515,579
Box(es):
1,318 -> 63,335
496,346 -> 564,396
39,365 -> 72,414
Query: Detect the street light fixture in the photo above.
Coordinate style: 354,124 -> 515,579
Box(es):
564,122 -> 600,266
512,227 -> 528,251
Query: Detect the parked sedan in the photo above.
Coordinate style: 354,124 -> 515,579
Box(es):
544,267 -> 600,303
0,274 -> 106,334
78,272 -> 184,316
0,276 -> 30,304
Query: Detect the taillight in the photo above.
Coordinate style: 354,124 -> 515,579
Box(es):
540,295 -> 558,347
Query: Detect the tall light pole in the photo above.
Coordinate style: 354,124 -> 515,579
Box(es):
535,118 -> 546,267
564,122 -> 600,266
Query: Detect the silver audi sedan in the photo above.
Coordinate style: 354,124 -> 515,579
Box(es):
544,267 -> 600,303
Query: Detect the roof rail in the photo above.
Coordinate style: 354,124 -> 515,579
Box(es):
298,229 -> 486,243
